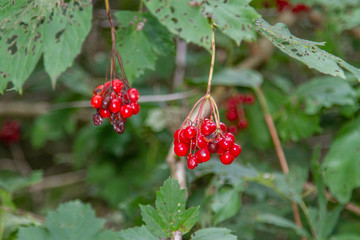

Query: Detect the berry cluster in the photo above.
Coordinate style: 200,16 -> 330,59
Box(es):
225,93 -> 255,135
0,120 -> 21,144
276,0 -> 310,13
174,112 -> 242,169
91,79 -> 140,134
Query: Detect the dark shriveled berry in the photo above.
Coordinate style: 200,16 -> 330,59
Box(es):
113,120 -> 125,134
207,142 -> 219,153
101,96 -> 111,109
92,113 -> 103,126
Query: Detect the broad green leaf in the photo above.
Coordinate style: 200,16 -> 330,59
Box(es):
118,226 -> 158,240
140,205 -> 167,238
202,0 -> 260,45
291,0 -> 360,8
323,117 -> 360,203
43,1 -> 92,86
17,226 -> 49,240
211,68 -> 263,89
144,0 -> 212,50
0,170 -> 42,193
308,206 -> 343,239
115,11 -> 174,83
330,234 -> 360,240
191,228 -> 237,240
211,187 -> 242,224
255,213 -> 309,237
3,213 -> 41,239
255,18 -> 360,81
296,76 -> 358,114
140,178 -> 200,237
276,103 -> 321,142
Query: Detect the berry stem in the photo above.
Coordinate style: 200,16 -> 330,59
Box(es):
206,29 -> 216,96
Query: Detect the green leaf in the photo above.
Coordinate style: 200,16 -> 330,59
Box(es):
202,0 -> 260,45
255,213 -> 309,237
296,76 -> 358,114
3,213 -> 41,239
191,228 -> 237,240
330,234 -> 360,240
255,18 -> 360,81
211,68 -> 263,88
144,0 -> 212,50
118,226 -> 158,240
140,178 -> 200,237
43,1 -> 92,86
17,226 -> 49,240
0,170 -> 42,193
323,117 -> 360,203
114,11 -> 174,83
211,186 -> 242,224
308,206 -> 343,239
276,103 -> 321,142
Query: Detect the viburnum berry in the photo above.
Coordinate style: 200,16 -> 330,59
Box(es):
174,143 -> 189,157
207,142 -> 219,153
196,148 -> 210,163
229,143 -> 242,157
219,136 -> 234,150
90,77 -> 141,134
0,120 -> 21,144
187,154 -> 198,170
184,126 -> 197,139
219,152 -> 235,165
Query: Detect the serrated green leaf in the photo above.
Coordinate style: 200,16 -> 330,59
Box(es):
114,11 -> 174,83
323,117 -> 360,203
118,226 -> 158,240
144,0 -> 212,50
202,0 -> 259,45
191,228 -> 238,240
140,205 -> 167,238
255,18 -> 360,80
296,76 -> 358,114
276,103 -> 321,142
43,1 -> 92,86
211,187 -> 242,224
255,213 -> 309,237
0,170 -> 42,193
178,206 -> 200,233
3,213 -> 41,239
211,68 -> 263,88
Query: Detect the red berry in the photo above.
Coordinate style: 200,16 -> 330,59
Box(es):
201,122 -> 216,136
101,96 -> 111,109
187,154 -> 198,169
128,88 -> 140,102
91,95 -> 103,108
238,119 -> 248,129
217,147 -> 226,155
225,132 -> 235,142
207,142 -> 219,153
235,94 -> 245,103
228,125 -> 238,135
244,94 -> 255,104
230,143 -> 242,157
174,129 -> 181,141
226,110 -> 238,121
196,148 -> 210,163
93,84 -> 104,95
219,137 -> 234,150
112,79 -> 123,93
180,129 -> 190,143
0,120 -> 21,144
99,108 -> 111,118
292,3 -> 309,13
174,143 -> 189,157
184,126 -> 197,139
130,102 -> 140,115
276,0 -> 291,12
104,81 -> 111,88
109,99 -> 121,113
120,105 -> 133,118
219,153 -> 235,165
197,135 -> 208,148
190,140 -> 197,151
220,122 -> 227,132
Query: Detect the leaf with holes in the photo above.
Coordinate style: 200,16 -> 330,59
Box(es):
114,11 -> 174,83
191,228 -> 238,240
296,76 -> 358,114
43,1 -> 92,86
255,18 -> 360,81
202,0 -> 259,45
144,0 -> 212,50
140,177 -> 199,238
323,117 -> 360,203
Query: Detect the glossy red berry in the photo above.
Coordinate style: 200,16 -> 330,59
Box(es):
197,135 -> 208,148
180,129 -> 190,143
130,102 -> 140,115
120,105 -> 133,118
174,129 -> 181,141
226,110 -> 238,121
91,95 -> 103,108
219,122 -> 227,132
207,142 -> 219,153
109,99 -> 121,113
112,79 -> 123,93
187,154 -> 198,170
219,153 -> 235,165
190,140 -> 197,151
219,137 -> 234,150
99,108 -> 111,118
184,126 -> 197,139
201,122 -> 216,136
238,119 -> 248,129
230,143 -> 242,157
217,147 -> 226,155
128,88 -> 140,102
196,148 -> 210,163
225,132 -> 235,142
174,143 -> 189,157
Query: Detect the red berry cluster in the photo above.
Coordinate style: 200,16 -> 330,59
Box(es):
225,93 -> 255,135
276,0 -> 310,13
0,120 -> 21,144
91,79 -> 140,134
174,118 -> 242,170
